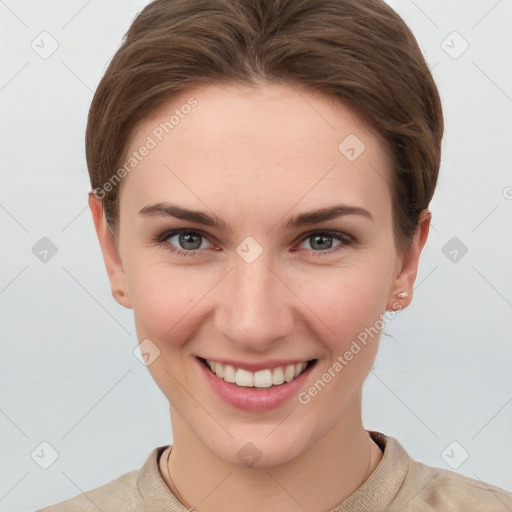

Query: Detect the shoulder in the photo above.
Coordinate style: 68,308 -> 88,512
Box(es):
36,468 -> 142,512
395,458 -> 512,512
35,445 -> 170,511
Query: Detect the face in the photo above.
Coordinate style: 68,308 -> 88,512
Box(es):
91,82 -> 427,468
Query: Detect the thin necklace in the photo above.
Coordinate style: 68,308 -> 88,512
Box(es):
165,435 -> 374,510
166,446 -> 195,510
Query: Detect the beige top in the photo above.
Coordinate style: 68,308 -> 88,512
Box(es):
37,430 -> 512,511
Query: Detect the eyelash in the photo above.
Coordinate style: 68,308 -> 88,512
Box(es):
154,228 -> 354,258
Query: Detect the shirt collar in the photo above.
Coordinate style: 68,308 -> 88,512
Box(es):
137,430 -> 411,511
331,430 -> 410,512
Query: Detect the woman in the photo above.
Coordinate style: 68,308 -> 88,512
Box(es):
39,0 -> 512,510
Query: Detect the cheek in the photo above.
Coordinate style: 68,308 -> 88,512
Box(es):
294,270 -> 389,414
296,262 -> 391,344
128,263 -> 205,343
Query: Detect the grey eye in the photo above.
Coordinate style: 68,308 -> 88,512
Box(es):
167,231 -> 208,251
299,233 -> 342,251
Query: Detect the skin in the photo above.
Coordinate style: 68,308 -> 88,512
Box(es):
89,82 -> 430,512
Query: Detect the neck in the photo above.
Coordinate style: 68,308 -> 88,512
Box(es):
162,394 -> 383,512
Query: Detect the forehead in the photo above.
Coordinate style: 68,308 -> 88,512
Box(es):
119,82 -> 393,221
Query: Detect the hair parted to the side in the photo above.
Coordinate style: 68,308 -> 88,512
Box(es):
86,0 -> 443,258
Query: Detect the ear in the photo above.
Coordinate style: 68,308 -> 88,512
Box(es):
88,192 -> 132,309
386,209 -> 431,311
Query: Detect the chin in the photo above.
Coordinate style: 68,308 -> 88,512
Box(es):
203,420 -> 318,469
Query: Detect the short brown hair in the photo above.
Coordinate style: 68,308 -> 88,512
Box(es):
86,0 -> 443,257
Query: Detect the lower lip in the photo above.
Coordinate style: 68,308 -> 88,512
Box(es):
197,357 -> 316,412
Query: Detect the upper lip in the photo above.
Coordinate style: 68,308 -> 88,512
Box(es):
198,356 -> 315,373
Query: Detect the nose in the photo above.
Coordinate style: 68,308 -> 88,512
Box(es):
215,251 -> 295,352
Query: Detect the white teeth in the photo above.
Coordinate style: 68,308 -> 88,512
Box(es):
253,369 -> 272,388
223,364 -> 236,383
235,368 -> 253,387
204,359 -> 309,388
272,367 -> 284,385
284,364 -> 295,382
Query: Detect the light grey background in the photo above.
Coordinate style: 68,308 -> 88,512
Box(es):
1,1 -> 511,510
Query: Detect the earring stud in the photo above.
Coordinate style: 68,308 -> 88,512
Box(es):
395,291 -> 409,298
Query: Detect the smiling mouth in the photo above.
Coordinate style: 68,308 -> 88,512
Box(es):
198,357 -> 317,389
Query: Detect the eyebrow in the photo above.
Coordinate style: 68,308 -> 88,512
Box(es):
138,202 -> 373,230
